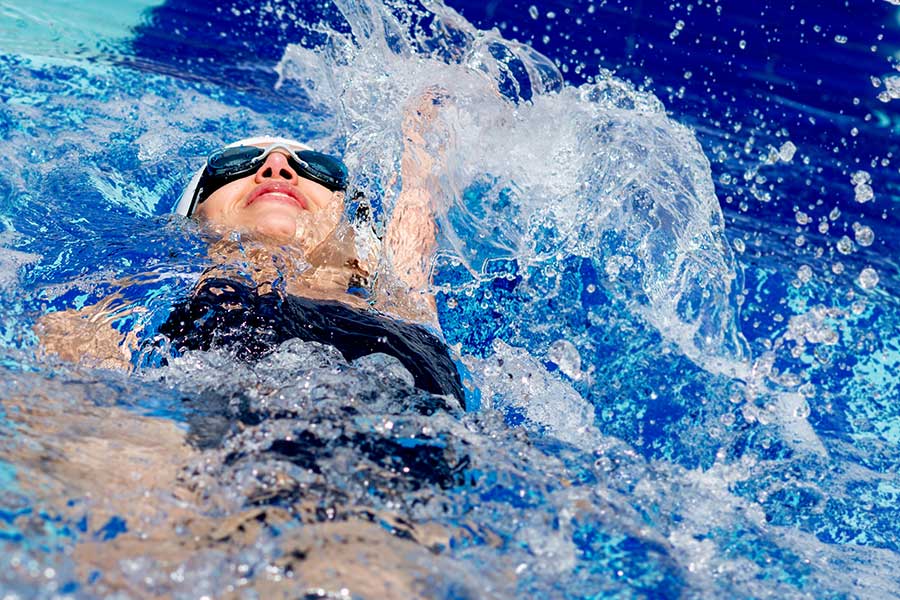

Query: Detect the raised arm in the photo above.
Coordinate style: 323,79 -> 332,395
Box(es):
385,96 -> 442,290
382,91 -> 449,321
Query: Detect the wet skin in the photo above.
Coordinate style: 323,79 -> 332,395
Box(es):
194,148 -> 344,253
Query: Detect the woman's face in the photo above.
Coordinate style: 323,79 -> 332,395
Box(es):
194,147 -> 343,251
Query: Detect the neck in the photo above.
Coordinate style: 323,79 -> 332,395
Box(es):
202,227 -> 373,302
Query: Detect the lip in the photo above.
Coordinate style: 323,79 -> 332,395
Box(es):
246,182 -> 308,210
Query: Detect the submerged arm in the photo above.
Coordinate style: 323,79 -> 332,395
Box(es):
36,290 -> 144,370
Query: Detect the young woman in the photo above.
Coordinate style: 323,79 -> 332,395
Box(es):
39,102 -> 464,403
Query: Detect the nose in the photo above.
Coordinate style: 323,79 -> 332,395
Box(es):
254,151 -> 298,184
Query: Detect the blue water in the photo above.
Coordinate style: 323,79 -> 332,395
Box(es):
1,0 -> 899,598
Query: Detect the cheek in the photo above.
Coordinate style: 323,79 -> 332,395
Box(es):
196,179 -> 251,221
300,182 -> 340,211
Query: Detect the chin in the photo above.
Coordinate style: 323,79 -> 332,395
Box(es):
249,216 -> 299,242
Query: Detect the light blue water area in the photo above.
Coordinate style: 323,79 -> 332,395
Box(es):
0,0 -> 899,598
0,0 -> 165,58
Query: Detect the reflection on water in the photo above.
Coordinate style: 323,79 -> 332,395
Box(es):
1,0 -> 900,597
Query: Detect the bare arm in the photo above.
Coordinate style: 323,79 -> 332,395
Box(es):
36,293 -> 143,370
382,91 -> 448,319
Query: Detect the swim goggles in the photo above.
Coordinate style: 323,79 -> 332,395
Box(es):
175,136 -> 348,217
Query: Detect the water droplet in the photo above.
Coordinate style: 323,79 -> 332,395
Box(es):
836,235 -> 854,255
778,141 -> 797,162
528,5 -> 539,19
855,186 -> 874,203
858,267 -> 879,290
851,171 -> 871,186
882,75 -> 900,101
834,34 -> 848,44
548,339 -> 582,380
854,224 -> 875,247
739,39 -> 747,49
797,265 -> 813,283
794,397 -> 812,418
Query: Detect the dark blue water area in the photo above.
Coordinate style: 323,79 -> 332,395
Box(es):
456,0 -> 900,247
125,0 -> 900,245
1,0 -> 900,597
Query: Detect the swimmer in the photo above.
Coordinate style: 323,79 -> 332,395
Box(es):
38,95 -> 464,402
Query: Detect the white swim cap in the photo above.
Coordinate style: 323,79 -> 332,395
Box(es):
174,136 -> 314,217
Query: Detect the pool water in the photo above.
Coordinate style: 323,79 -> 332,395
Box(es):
1,0 -> 899,597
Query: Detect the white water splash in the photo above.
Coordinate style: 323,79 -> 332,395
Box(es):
276,0 -> 749,372
465,339 -> 599,448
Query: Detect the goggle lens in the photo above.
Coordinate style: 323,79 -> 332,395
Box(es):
208,146 -> 265,171
296,150 -> 348,190
205,146 -> 347,191
192,144 -> 349,212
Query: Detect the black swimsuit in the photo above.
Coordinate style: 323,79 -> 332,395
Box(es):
158,278 -> 464,405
